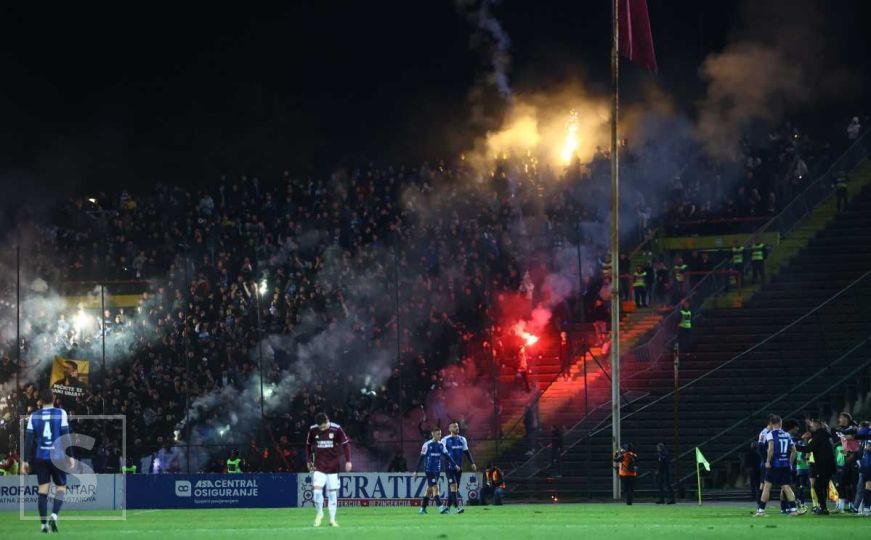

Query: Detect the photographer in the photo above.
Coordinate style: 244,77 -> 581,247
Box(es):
613,443 -> 638,505
482,463 -> 506,506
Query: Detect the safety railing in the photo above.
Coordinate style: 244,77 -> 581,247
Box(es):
675,337 -> 871,484
616,128 -> 871,382
607,269 -> 871,428
757,129 -> 871,240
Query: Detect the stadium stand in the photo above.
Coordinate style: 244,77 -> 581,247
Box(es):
509,155 -> 871,500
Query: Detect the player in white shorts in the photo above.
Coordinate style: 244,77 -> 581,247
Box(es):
306,412 -> 352,527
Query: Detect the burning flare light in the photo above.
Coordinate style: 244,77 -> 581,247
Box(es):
521,331 -> 539,347
560,109 -> 580,165
73,307 -> 93,333
512,321 -> 539,347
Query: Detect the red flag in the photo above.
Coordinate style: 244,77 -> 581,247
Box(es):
618,0 -> 657,71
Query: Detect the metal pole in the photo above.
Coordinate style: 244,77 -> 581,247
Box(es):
485,264 -> 499,457
183,254 -> 191,473
15,245 -> 21,423
673,343 -> 680,493
393,244 -> 403,454
576,217 -> 585,323
585,433 -> 591,499
610,0 -> 622,500
257,286 -> 264,421
493,331 -> 500,457
583,345 -> 589,417
101,284 -> 106,414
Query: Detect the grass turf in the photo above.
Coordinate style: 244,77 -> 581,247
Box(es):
0,503 -> 866,539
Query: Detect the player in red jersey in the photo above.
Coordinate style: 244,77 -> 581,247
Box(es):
305,412 -> 352,527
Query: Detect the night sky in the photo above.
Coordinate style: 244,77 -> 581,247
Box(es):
0,1 -> 868,195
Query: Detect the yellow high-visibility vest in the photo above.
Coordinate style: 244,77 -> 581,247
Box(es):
751,243 -> 765,261
633,271 -> 647,288
679,309 -> 692,329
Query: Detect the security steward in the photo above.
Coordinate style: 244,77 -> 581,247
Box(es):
227,449 -> 243,474
614,443 -> 639,505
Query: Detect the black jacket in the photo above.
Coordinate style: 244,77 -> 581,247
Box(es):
796,428 -> 837,474
657,448 -> 671,474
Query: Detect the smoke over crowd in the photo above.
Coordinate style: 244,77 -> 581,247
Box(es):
0,0 -> 863,473
696,0 -> 860,158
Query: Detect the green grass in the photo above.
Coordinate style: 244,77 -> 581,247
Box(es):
0,504 -> 867,539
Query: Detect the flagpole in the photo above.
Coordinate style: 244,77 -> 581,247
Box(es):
610,0 -> 622,501
696,457 -> 702,506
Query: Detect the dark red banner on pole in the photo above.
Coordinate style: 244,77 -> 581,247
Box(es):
619,0 -> 657,71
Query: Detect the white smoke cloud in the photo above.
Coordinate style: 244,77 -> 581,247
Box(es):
457,0 -> 512,99
695,0 -> 858,158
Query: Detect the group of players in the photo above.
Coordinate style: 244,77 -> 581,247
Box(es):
305,412 -> 477,527
413,422 -> 476,515
753,413 -> 871,517
24,392 -> 871,532
19,388 -> 478,533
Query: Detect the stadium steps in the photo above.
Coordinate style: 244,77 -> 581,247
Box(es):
473,309 -> 666,467
508,179 -> 871,501
710,159 -> 871,309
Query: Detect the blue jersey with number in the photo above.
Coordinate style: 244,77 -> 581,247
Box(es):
26,407 -> 70,461
440,435 -> 472,468
765,428 -> 793,468
419,441 -> 451,474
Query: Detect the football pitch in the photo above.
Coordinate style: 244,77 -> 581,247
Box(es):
1,504 -> 866,539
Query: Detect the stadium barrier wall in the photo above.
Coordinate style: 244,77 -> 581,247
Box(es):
0,474 -> 124,512
3,472 -> 484,511
126,473 -> 298,509
296,472 -> 484,507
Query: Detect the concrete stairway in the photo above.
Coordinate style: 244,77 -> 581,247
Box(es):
508,162 -> 871,501
472,308 -> 667,469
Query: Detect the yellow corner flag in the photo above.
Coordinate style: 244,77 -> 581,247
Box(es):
695,447 -> 710,471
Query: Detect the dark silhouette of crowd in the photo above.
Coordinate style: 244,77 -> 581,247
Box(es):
0,117 -> 855,473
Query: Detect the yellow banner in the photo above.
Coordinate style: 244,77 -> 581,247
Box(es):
50,357 -> 89,399
63,294 -> 142,309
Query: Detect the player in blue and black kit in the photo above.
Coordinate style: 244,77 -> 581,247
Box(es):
22,388 -> 73,533
414,427 -> 460,514
755,415 -> 805,517
440,421 -> 477,514
857,422 -> 871,517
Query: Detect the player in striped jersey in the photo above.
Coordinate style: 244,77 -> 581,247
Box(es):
414,427 -> 460,514
22,388 -> 73,533
755,415 -> 806,517
440,421 -> 477,514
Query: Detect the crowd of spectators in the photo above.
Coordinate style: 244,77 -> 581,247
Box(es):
660,122 -> 840,236
0,116 -> 862,473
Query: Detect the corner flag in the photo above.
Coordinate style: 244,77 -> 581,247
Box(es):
695,447 -> 710,505
695,447 -> 710,471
